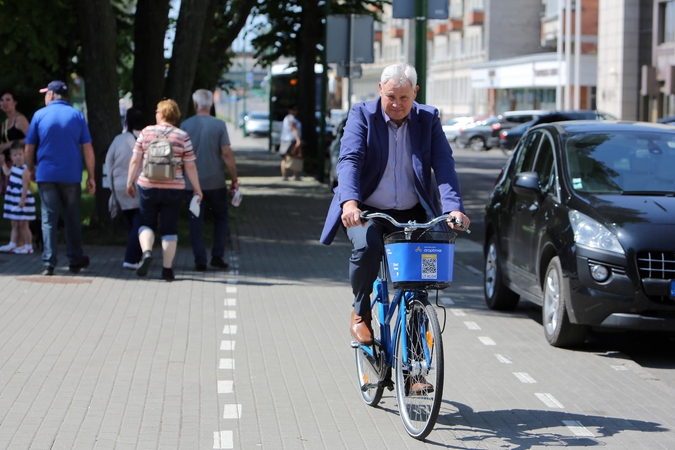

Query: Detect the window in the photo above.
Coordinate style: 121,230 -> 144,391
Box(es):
533,134 -> 556,194
660,1 -> 675,44
515,131 -> 543,174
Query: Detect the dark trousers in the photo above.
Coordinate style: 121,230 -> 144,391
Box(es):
122,208 -> 142,264
185,188 -> 229,265
345,203 -> 426,316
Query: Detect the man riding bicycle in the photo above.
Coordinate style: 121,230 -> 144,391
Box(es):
319,63 -> 470,356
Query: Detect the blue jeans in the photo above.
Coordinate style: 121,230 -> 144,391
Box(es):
138,186 -> 182,239
38,182 -> 86,267
185,188 -> 229,265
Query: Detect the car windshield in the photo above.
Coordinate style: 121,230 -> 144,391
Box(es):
249,112 -> 268,120
565,130 -> 675,195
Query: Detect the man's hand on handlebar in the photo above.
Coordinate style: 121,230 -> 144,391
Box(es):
341,200 -> 365,228
447,211 -> 470,232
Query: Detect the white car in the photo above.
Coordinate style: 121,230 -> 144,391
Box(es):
442,116 -> 474,143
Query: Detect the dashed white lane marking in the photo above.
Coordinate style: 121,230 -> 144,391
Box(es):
513,372 -> 537,383
464,321 -> 481,330
495,354 -> 513,364
220,340 -> 236,351
535,393 -> 564,408
223,404 -> 243,419
224,310 -> 237,319
218,380 -> 234,394
440,297 -> 455,305
451,309 -> 467,317
213,430 -> 233,449
219,358 -> 235,369
222,324 -> 237,334
464,265 -> 483,276
612,365 -> 629,371
478,336 -> 496,346
224,298 -> 237,307
226,286 -> 237,294
563,420 -> 594,437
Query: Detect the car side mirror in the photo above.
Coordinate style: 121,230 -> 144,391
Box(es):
513,171 -> 543,203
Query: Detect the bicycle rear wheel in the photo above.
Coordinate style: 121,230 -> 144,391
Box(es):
354,305 -> 384,406
394,296 -> 444,440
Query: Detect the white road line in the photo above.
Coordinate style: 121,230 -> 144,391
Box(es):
222,325 -> 237,334
218,380 -> 234,394
535,393 -> 564,408
464,265 -> 483,276
612,365 -> 629,371
226,279 -> 238,284
451,309 -> 466,317
495,354 -> 513,364
223,404 -> 242,419
223,310 -> 237,319
224,298 -> 236,307
226,286 -> 237,294
563,420 -> 594,437
464,321 -> 481,330
439,297 -> 455,305
219,358 -> 235,369
478,336 -> 496,346
220,340 -> 236,351
213,430 -> 233,449
513,372 -> 537,383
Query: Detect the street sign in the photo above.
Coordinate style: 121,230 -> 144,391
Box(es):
392,0 -> 449,20
326,15 -> 375,64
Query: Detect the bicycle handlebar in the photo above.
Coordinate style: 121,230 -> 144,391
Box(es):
360,211 -> 470,234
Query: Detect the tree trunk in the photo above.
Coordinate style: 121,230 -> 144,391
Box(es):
133,0 -> 171,126
296,0 -> 321,175
75,0 -> 121,227
165,0 -> 212,120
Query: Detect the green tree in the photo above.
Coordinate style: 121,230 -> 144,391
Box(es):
250,0 -> 383,176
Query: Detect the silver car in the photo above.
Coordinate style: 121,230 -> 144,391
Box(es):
243,111 -> 270,137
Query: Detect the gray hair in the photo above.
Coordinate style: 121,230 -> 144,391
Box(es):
192,89 -> 214,110
380,63 -> 417,89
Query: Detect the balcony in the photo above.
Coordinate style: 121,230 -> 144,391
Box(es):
467,10 -> 484,25
448,18 -> 463,32
434,23 -> 448,35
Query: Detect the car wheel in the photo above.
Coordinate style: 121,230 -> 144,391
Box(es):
542,257 -> 588,347
484,235 -> 519,310
469,137 -> 486,152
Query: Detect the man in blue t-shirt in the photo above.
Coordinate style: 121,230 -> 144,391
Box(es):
25,80 -> 96,276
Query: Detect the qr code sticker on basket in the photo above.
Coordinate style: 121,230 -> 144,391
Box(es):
422,254 -> 437,279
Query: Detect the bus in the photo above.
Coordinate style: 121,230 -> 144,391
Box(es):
264,63 -> 328,151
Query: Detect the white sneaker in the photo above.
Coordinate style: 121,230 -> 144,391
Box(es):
0,242 -> 17,253
123,262 -> 141,270
12,245 -> 34,254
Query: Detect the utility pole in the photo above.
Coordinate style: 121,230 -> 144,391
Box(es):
414,0 -> 428,104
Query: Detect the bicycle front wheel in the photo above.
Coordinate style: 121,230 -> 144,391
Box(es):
394,296 -> 444,440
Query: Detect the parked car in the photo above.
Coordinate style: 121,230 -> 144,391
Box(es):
242,111 -> 270,137
328,117 -> 347,190
457,110 -> 548,151
483,120 -> 675,347
657,115 -> 675,126
499,110 -> 618,156
442,116 -> 474,143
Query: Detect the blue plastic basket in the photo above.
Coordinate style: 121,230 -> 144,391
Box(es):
384,231 -> 456,290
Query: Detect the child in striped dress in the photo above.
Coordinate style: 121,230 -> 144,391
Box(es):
0,141 -> 35,254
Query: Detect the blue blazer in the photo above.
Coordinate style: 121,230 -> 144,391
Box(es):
320,99 -> 464,245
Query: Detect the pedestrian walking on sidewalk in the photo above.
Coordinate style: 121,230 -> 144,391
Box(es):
180,89 -> 238,271
105,107 -> 145,270
25,80 -> 95,276
279,105 -> 303,181
319,63 -> 470,346
126,99 -> 202,281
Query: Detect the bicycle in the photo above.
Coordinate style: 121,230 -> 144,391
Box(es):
352,212 -> 469,440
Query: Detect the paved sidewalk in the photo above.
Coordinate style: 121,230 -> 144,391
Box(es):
1,130 -> 674,449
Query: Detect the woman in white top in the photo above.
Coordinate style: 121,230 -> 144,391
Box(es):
105,107 -> 145,270
279,105 -> 302,181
